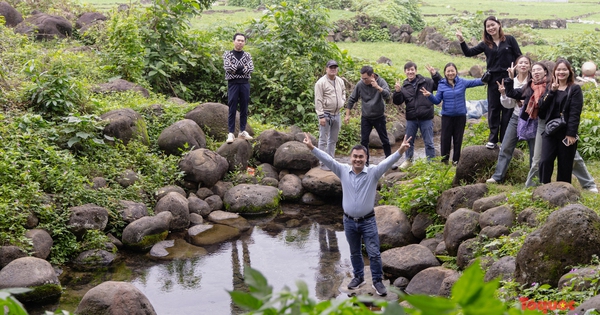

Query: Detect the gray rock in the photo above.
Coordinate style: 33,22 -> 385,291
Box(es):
187,224 -> 240,246
375,205 -> 417,248
217,138 -> 253,171
184,102 -> 254,141
456,238 -> 477,270
155,185 -> 186,201
91,177 -> 108,189
107,233 -> 123,249
438,272 -> 459,297
188,195 -> 211,216
15,13 -> 72,40
472,193 -> 507,212
381,244 -> 440,279
257,163 -> 279,179
301,167 -> 342,197
558,267 -> 598,291
443,208 -> 480,256
301,192 -> 325,205
420,238 -> 441,254
368,128 -> 395,148
0,257 -> 61,303
25,211 -> 38,229
122,212 -> 172,251
479,205 -> 515,228
411,212 -> 434,240
382,172 -> 408,188
260,177 -> 279,187
435,241 -> 447,255
73,249 -> 116,270
179,149 -> 229,187
189,213 -> 204,226
0,246 -> 27,268
75,12 -> 107,32
273,141 -> 319,171
119,200 -> 148,223
515,204 -> 600,286
452,146 -> 499,186
0,2 -> 23,27
116,169 -> 139,188
205,195 -> 224,211
479,225 -> 510,239
207,210 -> 251,232
149,240 -> 174,257
533,182 -> 580,207
68,204 -> 109,237
211,181 -> 233,199
393,277 -> 409,290
485,256 -> 516,282
517,207 -> 538,227
405,267 -> 459,295
75,281 -> 157,315
24,229 -> 53,260
279,174 -> 304,201
436,184 -> 488,219
100,108 -> 149,144
196,187 -> 213,200
154,192 -> 190,230
223,184 -> 280,214
569,294 -> 600,315
158,119 -> 206,155
253,130 -> 294,164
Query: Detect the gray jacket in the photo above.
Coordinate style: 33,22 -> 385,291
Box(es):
346,74 -> 390,119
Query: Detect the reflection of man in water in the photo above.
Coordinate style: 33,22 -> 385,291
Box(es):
315,225 -> 342,300
303,132 -> 410,297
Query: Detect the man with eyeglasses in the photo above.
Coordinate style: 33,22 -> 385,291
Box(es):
314,60 -> 346,170
345,65 -> 391,165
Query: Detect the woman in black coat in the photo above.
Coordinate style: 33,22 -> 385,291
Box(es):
538,59 -> 583,184
456,16 -> 522,149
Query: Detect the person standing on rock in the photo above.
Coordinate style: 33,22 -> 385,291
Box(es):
345,65 -> 391,165
223,32 -> 254,144
303,132 -> 411,297
314,60 -> 346,170
393,62 -> 442,169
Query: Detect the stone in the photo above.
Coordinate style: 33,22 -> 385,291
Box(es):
420,237 -> 441,254
187,224 -> 240,246
569,294 -> 600,315
216,139 -> 253,172
0,246 -> 27,268
73,249 -> 116,271
196,187 -> 213,200
517,207 -> 538,227
189,213 -> 204,226
118,200 -> 149,223
122,212 -> 172,251
405,267 -> 458,295
485,256 -> 516,282
301,192 -> 325,205
223,184 -> 280,214
155,185 -> 186,200
0,257 -> 61,303
158,119 -> 206,155
436,184 -> 488,219
188,195 -> 211,216
479,205 -> 515,228
100,108 -> 149,144
472,193 -> 507,212
252,130 -> 293,164
0,2 -> 23,27
381,244 -> 440,279
558,267 -> 598,291
24,229 -> 53,260
15,13 -> 72,40
411,212 -> 434,240
116,169 -> 139,188
438,272 -> 459,297
205,195 -> 224,211
207,210 -> 251,232
154,192 -> 190,230
469,64 -> 484,78
301,167 -> 342,198
532,182 -> 580,207
435,241 -> 447,255
257,163 -> 279,179
91,177 -> 108,189
456,238 -> 477,270
93,79 -> 150,98
211,181 -> 234,199
75,281 -> 157,315
149,239 -> 207,260
393,277 -> 409,290
368,128 -> 395,148
375,205 -> 417,248
179,149 -> 229,187
260,177 -> 279,187
278,174 -> 304,201
443,208 -> 480,256
273,141 -> 319,171
184,102 -> 254,141
68,204 -> 109,237
479,225 -> 510,239
452,146 -> 499,186
75,12 -> 107,32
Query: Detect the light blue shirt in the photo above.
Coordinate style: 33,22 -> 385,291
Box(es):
311,148 -> 401,217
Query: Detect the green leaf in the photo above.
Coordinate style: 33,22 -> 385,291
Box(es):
67,137 -> 80,148
452,259 -> 485,305
228,291 -> 262,310
403,295 -> 457,315
244,265 -> 272,298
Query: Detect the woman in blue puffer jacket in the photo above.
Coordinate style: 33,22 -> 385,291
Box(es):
421,62 -> 484,164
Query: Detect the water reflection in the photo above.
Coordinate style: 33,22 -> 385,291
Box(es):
51,208 -> 352,315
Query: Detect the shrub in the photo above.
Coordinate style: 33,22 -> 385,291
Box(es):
352,0 -> 424,31
538,31 -> 600,73
578,87 -> 600,161
101,9 -> 145,84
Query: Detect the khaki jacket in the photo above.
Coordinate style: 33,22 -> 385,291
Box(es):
314,75 -> 346,116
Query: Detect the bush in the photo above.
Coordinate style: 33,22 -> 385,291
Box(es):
101,9 -> 145,84
577,86 -> 600,161
538,31 -> 600,73
352,0 -> 425,31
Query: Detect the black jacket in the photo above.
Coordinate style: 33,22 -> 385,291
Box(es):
539,84 -> 583,138
460,35 -> 521,74
393,73 -> 442,120
504,78 -> 540,120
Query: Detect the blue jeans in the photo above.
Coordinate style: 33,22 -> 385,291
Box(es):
491,114 -> 534,182
344,215 -> 382,282
318,114 -> 341,158
405,119 -> 435,160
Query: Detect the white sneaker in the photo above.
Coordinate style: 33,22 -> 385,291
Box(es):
239,130 -> 253,140
586,187 -> 599,193
226,133 -> 235,144
399,160 -> 412,170
486,178 -> 497,184
486,142 -> 496,149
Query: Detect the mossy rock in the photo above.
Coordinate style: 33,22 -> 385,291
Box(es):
223,184 -> 281,214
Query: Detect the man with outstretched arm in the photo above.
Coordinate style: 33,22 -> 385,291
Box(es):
303,132 -> 411,297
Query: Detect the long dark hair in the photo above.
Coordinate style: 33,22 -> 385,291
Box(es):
483,16 -> 506,48
512,55 -> 532,79
553,58 -> 575,86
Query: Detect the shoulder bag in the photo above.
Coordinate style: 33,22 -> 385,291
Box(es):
544,86 -> 570,136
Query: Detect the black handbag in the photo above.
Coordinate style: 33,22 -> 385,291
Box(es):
481,71 -> 491,84
544,86 -> 570,136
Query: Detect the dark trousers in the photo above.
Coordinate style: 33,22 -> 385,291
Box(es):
227,82 -> 250,133
539,134 -> 577,184
487,72 -> 513,144
441,115 -> 466,163
360,115 -> 391,164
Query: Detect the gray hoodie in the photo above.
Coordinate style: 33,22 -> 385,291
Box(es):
346,74 -> 390,119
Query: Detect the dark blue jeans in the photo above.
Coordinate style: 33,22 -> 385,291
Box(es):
360,115 -> 391,164
405,119 -> 435,160
344,215 -> 383,282
227,82 -> 250,133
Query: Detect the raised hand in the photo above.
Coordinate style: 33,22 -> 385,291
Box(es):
507,62 -> 515,80
497,79 -> 506,95
420,87 -> 431,97
455,27 -> 464,42
425,65 -> 437,75
395,79 -> 402,92
303,132 -> 314,150
551,74 -> 559,91
398,135 -> 412,155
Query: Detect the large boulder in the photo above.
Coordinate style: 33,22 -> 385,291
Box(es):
570,295 -> 600,315
75,12 -> 107,32
75,281 -> 157,315
100,108 -> 149,145
187,224 -> 240,246
278,174 -> 304,201
216,138 -> 253,171
301,167 -> 342,197
24,229 -> 53,260
121,212 -> 172,251
381,244 -> 440,279
15,13 -> 72,40
158,119 -> 206,155
253,130 -> 294,164
405,267 -> 458,296
154,192 -> 190,230
155,185 -> 186,201
368,128 -> 395,148
92,79 -> 150,98
452,146 -> 499,186
532,182 -> 580,207
184,102 -> 254,141
0,257 -> 61,303
456,238 -> 478,270
375,205 -> 417,248
515,204 -> 600,286
188,195 -> 211,216
223,184 -> 280,214
443,208 -> 480,256
258,163 -> 279,180
68,204 -> 109,237
411,212 -> 434,240
273,141 -> 319,171
0,2 -> 23,27
73,249 -> 116,271
179,149 -> 229,187
436,183 -> 487,219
